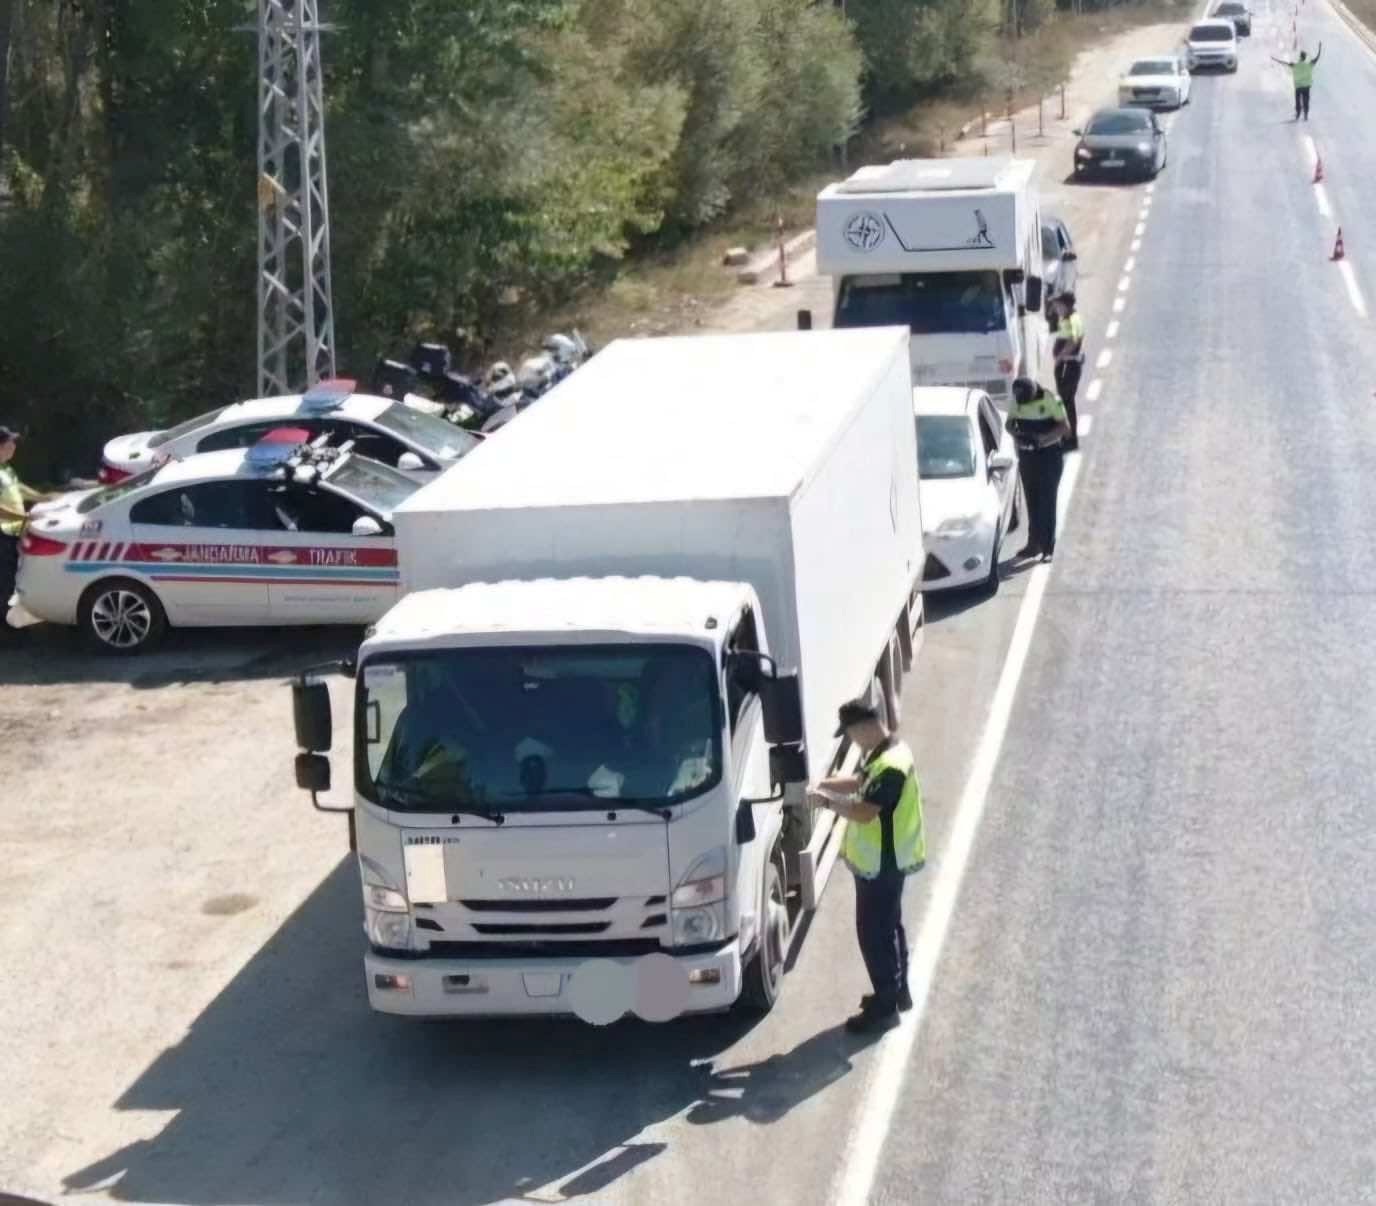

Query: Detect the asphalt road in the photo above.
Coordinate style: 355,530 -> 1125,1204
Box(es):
9,4 -> 1369,1204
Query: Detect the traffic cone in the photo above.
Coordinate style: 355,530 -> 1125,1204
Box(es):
1313,155 -> 1324,183
1331,227 -> 1345,261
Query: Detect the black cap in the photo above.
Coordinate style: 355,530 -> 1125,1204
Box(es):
0,425 -> 19,443
1011,377 -> 1038,405
834,697 -> 881,736
1058,290 -> 1077,309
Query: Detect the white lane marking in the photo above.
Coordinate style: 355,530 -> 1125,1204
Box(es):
1113,296 -> 1127,313
1117,276 -> 1132,293
1124,256 -> 1136,272
1087,378 -> 1104,403
1096,348 -> 1113,369
1139,209 -> 1151,222
1131,239 -> 1142,252
1146,183 -> 1156,195
1078,414 -> 1094,436
1314,182 -> 1332,218
832,451 -> 1086,1206
1106,320 -> 1120,339
1142,197 -> 1153,209
1339,260 -> 1368,318
1303,133 -> 1318,162
1135,222 -> 1147,237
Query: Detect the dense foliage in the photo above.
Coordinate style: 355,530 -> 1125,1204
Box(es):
0,0 -> 1132,473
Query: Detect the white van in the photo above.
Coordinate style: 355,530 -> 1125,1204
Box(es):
1185,20 -> 1239,72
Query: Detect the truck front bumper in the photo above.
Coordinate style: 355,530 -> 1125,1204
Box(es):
365,942 -> 744,1021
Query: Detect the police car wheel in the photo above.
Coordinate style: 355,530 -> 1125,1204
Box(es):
740,856 -> 788,1013
78,578 -> 167,654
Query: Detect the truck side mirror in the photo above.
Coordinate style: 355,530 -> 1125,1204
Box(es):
296,753 -> 331,793
761,673 -> 803,745
293,679 -> 333,751
769,743 -> 808,789
735,799 -> 757,844
1024,275 -> 1044,312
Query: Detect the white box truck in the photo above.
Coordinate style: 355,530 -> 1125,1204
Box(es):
815,156 -> 1053,404
289,327 -> 926,1023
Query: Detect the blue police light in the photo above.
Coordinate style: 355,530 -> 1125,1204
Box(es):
246,427 -> 313,467
300,377 -> 357,413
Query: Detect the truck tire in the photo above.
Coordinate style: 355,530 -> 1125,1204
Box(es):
78,578 -> 167,654
740,856 -> 788,1013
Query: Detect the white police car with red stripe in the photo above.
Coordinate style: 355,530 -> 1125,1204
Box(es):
18,428 -> 420,653
97,378 -> 481,486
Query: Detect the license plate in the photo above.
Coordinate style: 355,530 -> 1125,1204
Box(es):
1103,158 -> 1125,167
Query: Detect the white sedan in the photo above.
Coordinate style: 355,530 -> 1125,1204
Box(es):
915,387 -> 1021,594
98,378 -> 481,485
1118,56 -> 1192,109
19,429 -> 419,653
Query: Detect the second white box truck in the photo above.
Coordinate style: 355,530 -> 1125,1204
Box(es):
290,327 -> 926,1023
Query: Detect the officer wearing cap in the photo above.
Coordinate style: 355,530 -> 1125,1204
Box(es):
1006,377 -> 1070,564
810,696 -> 926,1033
0,425 -> 51,639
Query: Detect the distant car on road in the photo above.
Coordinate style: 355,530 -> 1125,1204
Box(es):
18,429 -> 419,653
1185,20 -> 1240,71
1041,215 -> 1079,298
1118,56 -> 1193,109
1210,0 -> 1252,36
98,378 -> 481,486
1073,107 -> 1169,182
914,387 -> 1021,595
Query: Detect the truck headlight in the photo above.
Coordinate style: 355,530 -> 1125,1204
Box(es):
673,904 -> 724,945
672,847 -> 726,908
363,880 -> 411,948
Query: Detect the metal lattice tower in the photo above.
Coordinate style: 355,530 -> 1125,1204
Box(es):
256,0 -> 336,397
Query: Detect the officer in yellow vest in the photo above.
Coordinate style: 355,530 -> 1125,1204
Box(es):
811,697 -> 926,1034
1272,43 -> 1322,120
1007,377 -> 1070,563
0,424 -> 54,641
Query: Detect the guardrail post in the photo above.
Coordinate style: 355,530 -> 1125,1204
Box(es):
1059,82 -> 1066,120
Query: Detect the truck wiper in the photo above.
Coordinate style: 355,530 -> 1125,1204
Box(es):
376,782 -> 506,824
497,788 -> 673,820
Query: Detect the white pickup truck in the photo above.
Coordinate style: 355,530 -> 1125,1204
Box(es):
290,327 -> 926,1023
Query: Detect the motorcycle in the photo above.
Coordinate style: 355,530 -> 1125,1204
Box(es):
372,342 -> 505,430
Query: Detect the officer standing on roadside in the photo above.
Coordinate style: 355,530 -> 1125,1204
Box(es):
1007,377 -> 1070,563
0,425 -> 52,640
1272,43 -> 1322,120
1051,292 -> 1085,452
810,697 -> 926,1034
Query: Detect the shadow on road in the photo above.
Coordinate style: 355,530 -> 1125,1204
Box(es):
62,858 -> 857,1206
0,624 -> 359,690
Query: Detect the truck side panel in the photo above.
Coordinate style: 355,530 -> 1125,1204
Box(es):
789,338 -> 923,776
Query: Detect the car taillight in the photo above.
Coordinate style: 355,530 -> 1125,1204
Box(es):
98,464 -> 131,485
20,532 -> 68,556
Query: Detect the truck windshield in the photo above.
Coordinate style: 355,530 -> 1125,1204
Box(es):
357,644 -> 723,812
835,271 -> 1007,335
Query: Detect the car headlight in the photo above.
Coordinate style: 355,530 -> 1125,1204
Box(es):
363,880 -> 411,949
673,903 -> 724,945
1136,141 -> 1152,154
1075,146 -> 1092,160
672,847 -> 726,908
932,515 -> 980,540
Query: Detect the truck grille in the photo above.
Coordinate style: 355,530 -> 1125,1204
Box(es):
425,937 -> 666,959
459,897 -> 618,913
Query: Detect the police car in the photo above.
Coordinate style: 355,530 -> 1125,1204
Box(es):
97,378 -> 481,485
19,429 -> 418,653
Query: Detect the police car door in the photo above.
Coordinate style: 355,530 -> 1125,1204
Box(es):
264,481 -> 398,624
125,480 -> 274,623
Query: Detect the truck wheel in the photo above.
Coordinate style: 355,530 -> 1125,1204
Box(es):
740,856 -> 788,1013
78,578 -> 167,654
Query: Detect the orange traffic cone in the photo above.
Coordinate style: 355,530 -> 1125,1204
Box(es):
1331,227 -> 1345,261
1314,155 -> 1324,183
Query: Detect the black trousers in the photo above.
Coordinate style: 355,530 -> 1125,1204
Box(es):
1018,445 -> 1064,556
855,870 -> 908,1009
0,533 -> 18,633
1054,359 -> 1082,445
1295,85 -> 1311,119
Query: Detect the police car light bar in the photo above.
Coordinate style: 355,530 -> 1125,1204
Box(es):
300,377 -> 357,412
247,427 -> 314,467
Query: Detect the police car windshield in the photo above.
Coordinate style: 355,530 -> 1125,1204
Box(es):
75,466 -> 163,513
325,456 -> 419,516
1086,110 -> 1152,134
358,645 -> 722,813
148,407 -> 228,449
1130,59 -> 1176,75
836,270 -> 1006,336
1190,23 -> 1233,38
916,416 -> 977,480
371,404 -> 480,461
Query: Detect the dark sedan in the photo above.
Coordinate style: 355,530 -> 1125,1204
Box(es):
1072,107 -> 1168,183
1211,0 -> 1252,36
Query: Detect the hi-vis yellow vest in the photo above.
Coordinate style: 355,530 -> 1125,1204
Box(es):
842,741 -> 926,880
